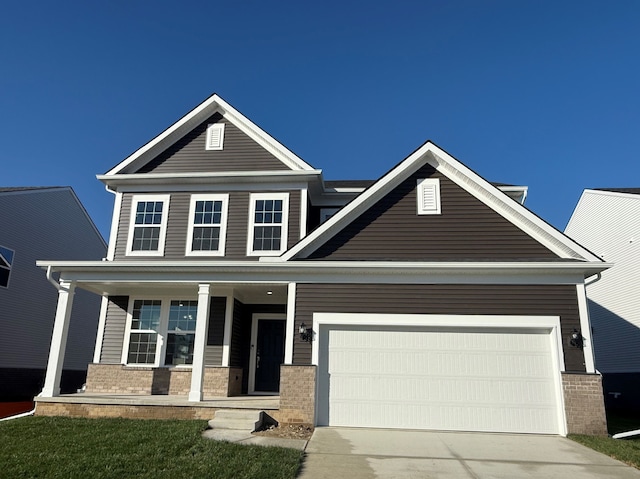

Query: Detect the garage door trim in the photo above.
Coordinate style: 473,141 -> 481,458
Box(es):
312,313 -> 567,435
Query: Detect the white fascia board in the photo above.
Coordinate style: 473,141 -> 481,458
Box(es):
36,260 -> 611,289
215,96 -> 315,172
427,146 -> 603,262
105,94 -> 315,176
281,143 -> 434,260
97,170 -> 323,191
282,141 -> 603,262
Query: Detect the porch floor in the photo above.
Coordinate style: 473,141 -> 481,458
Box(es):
35,393 -> 279,410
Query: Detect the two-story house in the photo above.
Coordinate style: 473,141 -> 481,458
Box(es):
36,94 -> 609,435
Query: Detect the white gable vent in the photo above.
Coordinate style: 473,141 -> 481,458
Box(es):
205,123 -> 225,150
417,178 -> 441,215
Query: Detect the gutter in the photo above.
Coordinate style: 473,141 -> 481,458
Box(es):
613,429 -> 640,440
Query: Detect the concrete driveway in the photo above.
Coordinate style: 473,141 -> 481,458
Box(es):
298,427 -> 640,478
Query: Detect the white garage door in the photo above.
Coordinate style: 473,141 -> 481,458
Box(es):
319,326 -> 562,434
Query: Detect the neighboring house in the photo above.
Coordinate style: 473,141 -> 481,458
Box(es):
0,187 -> 106,400
565,188 -> 640,411
36,95 -> 610,436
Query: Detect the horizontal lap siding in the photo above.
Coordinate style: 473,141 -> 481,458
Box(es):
294,284 -> 584,371
100,296 -> 128,364
132,113 -> 290,173
308,165 -> 557,260
205,297 -> 227,366
115,190 -> 300,260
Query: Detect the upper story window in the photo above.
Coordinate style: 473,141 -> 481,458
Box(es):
186,194 -> 229,256
416,178 -> 441,215
205,123 -> 225,150
247,193 -> 289,256
126,195 -> 170,256
0,245 -> 15,288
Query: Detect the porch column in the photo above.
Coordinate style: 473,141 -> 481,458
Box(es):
40,281 -> 76,397
189,283 -> 211,402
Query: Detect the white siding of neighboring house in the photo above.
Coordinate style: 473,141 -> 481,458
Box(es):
0,188 -> 106,371
565,189 -> 640,373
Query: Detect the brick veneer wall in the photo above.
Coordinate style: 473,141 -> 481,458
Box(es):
562,372 -> 607,435
85,364 -> 243,397
276,365 -> 316,426
35,401 -> 216,420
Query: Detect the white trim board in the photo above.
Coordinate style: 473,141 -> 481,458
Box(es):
311,312 -> 567,436
280,142 -> 603,262
104,94 -> 315,176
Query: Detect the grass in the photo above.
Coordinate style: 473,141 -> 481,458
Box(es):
0,416 -> 303,479
569,410 -> 640,470
570,434 -> 640,469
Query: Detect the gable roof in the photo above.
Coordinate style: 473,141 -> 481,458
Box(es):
105,94 -> 316,175
280,141 -> 602,262
593,187 -> 640,195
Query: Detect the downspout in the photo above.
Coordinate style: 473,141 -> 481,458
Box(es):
46,265 -> 61,291
0,408 -> 36,422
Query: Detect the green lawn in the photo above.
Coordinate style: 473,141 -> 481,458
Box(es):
0,416 -> 302,479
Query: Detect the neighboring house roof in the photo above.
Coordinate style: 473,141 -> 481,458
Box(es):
592,188 -> 640,195
104,93 -> 316,175
279,141 -> 602,262
0,186 -> 68,193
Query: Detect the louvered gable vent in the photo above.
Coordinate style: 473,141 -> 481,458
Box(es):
417,178 -> 441,215
205,123 -> 225,150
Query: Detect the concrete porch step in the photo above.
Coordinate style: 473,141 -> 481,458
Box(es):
208,409 -> 274,432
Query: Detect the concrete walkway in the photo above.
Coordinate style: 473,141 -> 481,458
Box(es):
202,428 -> 308,450
298,427 -> 640,478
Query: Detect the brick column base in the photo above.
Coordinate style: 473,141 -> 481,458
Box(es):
276,365 -> 316,426
562,372 -> 607,435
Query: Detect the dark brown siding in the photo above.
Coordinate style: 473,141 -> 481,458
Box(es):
307,165 -> 558,260
100,296 -> 129,364
129,113 -> 290,174
114,190 -> 301,260
205,297 -> 227,366
294,284 -> 585,372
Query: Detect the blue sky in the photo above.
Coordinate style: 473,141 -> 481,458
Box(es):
2,1 -> 639,240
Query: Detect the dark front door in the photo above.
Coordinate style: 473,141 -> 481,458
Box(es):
255,319 -> 285,392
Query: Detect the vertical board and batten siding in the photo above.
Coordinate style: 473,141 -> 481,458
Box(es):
205,297 -> 227,366
129,113 -> 290,174
565,191 -> 640,373
0,189 -> 106,373
294,283 -> 585,371
114,190 -> 300,260
99,296 -> 129,364
308,164 -> 558,260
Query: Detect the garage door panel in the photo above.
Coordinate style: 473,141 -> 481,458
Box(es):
323,327 -> 560,434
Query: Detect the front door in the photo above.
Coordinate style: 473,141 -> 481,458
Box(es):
253,318 -> 285,393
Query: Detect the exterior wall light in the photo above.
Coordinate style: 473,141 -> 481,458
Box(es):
570,329 -> 584,349
299,322 -> 313,342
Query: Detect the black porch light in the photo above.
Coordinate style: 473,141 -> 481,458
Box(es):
570,329 -> 584,349
299,322 -> 313,342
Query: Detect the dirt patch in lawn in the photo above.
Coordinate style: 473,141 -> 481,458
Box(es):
253,424 -> 314,440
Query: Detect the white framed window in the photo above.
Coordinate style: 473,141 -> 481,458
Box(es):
0,245 -> 15,289
247,193 -> 289,256
205,123 -> 225,150
186,194 -> 229,256
417,178 -> 441,215
126,195 -> 170,256
122,297 -> 198,367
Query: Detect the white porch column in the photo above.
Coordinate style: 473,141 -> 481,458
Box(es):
40,281 -> 76,397
189,283 -> 211,402
284,282 -> 296,364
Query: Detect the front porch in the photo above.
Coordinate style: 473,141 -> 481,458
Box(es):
34,392 -> 280,421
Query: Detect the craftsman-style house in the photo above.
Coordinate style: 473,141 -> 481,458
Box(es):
36,94 -> 609,435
